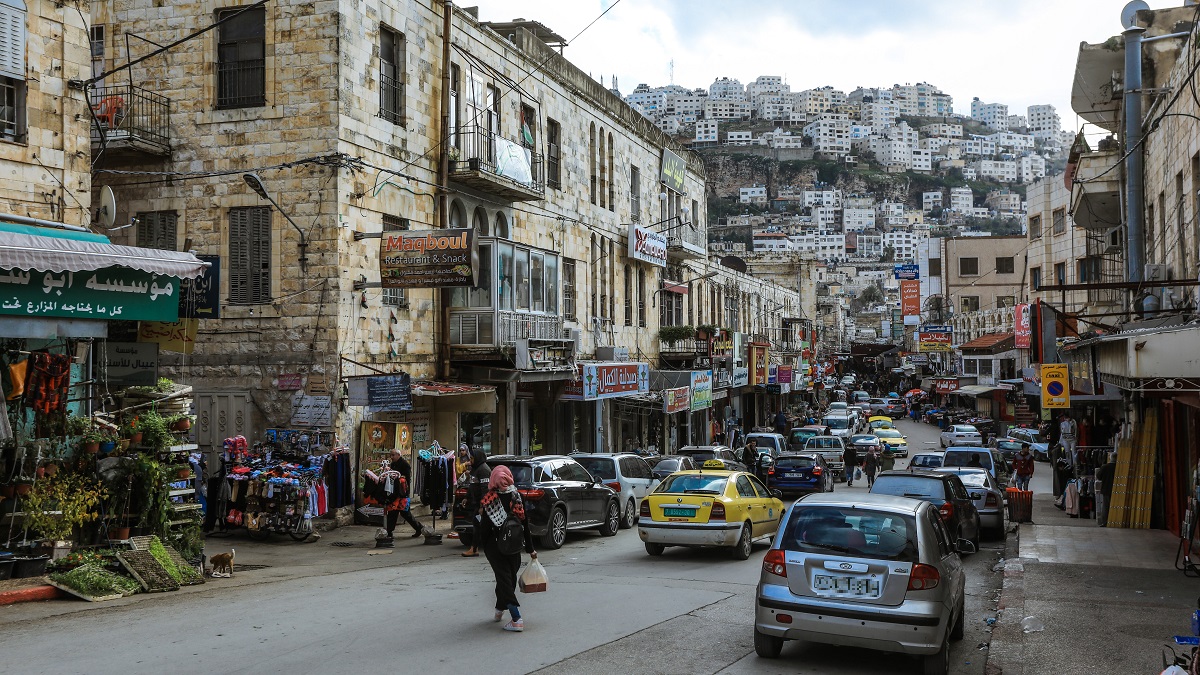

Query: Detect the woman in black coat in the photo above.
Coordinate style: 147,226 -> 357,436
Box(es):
461,449 -> 491,557
475,465 -> 537,632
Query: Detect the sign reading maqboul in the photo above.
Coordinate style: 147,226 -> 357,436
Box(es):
628,223 -> 668,267
380,229 -> 476,288
659,148 -> 687,194
0,267 -> 180,322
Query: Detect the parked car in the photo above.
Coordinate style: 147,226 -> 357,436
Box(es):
935,467 -> 1007,539
745,432 -> 787,458
638,469 -> 784,559
821,414 -> 854,439
873,428 -> 909,457
754,492 -> 974,674
882,398 -> 907,418
771,453 -> 833,496
851,390 -> 871,404
991,436 -> 1025,461
866,397 -> 889,415
787,427 -> 823,453
939,424 -> 983,448
451,455 -> 620,550
676,445 -> 741,466
942,447 -> 1011,486
573,453 -> 660,529
908,453 -> 945,472
646,455 -> 696,481
867,415 -> 895,431
803,436 -> 847,480
1005,427 -> 1050,461
870,470 -> 982,547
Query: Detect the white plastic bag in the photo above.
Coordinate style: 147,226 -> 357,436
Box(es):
519,559 -> 548,593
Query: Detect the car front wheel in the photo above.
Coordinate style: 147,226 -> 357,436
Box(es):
754,628 -> 784,658
620,498 -> 637,529
598,500 -> 620,537
540,507 -> 567,550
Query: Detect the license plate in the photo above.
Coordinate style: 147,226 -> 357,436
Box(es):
663,508 -> 695,517
813,573 -> 882,597
785,473 -> 804,479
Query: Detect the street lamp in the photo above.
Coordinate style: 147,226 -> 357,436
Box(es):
243,172 -> 309,268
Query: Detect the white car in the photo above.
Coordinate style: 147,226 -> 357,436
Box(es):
940,425 -> 983,448
573,453 -> 660,529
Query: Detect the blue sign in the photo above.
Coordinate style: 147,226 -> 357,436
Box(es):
894,264 -> 920,280
921,325 -> 952,333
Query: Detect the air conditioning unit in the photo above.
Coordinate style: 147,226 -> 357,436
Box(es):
1104,227 -> 1123,254
1144,264 -> 1168,282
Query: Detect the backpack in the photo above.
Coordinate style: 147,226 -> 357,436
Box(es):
495,505 -> 525,556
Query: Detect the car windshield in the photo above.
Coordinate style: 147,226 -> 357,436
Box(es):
648,457 -> 683,471
775,456 -> 816,470
872,475 -> 945,501
823,417 -> 850,429
657,474 -> 729,495
912,455 -> 943,468
678,449 -> 717,461
790,430 -> 817,443
829,403 -> 847,410
850,435 -> 877,444
780,506 -> 919,562
876,429 -> 903,439
943,452 -> 992,469
574,458 -> 616,480
953,472 -> 990,487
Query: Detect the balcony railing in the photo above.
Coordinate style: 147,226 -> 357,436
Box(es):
379,72 -> 403,125
659,338 -> 706,354
90,84 -> 171,156
216,60 -> 266,109
449,125 -> 544,201
450,309 -> 563,348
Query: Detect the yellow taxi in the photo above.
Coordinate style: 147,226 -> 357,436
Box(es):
638,461 -> 784,560
868,415 -> 895,431
873,427 -> 909,457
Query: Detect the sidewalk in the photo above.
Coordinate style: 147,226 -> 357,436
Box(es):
0,517 -> 464,621
986,468 -> 1197,674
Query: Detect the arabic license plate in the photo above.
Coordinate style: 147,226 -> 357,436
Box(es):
663,508 -> 695,517
785,473 -> 804,479
813,574 -> 881,597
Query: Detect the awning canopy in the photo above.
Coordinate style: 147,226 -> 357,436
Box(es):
412,381 -> 495,397
0,231 -> 208,279
956,385 -> 999,397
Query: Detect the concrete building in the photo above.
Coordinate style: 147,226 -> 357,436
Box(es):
842,207 -> 876,232
1018,154 -> 1047,184
708,76 -> 745,100
923,191 -> 944,213
930,236 -> 1027,340
803,113 -> 852,156
726,130 -> 752,145
704,98 -> 752,120
922,123 -> 963,138
1027,104 -> 1061,140
740,185 -> 768,204
949,187 -> 974,213
695,119 -> 719,143
985,189 -> 1023,215
971,159 -> 1018,183
970,98 -> 1009,131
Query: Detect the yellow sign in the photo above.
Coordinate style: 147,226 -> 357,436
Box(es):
1040,363 -> 1070,409
137,319 -> 198,354
702,459 -> 725,469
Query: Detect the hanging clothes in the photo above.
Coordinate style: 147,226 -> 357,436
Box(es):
27,351 -> 71,414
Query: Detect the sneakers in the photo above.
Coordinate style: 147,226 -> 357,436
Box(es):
502,619 -> 524,632
493,610 -> 504,622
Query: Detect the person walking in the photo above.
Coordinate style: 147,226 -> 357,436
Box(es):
842,443 -> 859,487
863,447 -> 880,489
773,410 -> 789,436
476,465 -> 537,632
880,447 -> 896,473
1012,443 -> 1035,491
740,438 -> 759,471
460,449 -> 491,558
1059,413 -> 1079,466
385,448 -> 426,540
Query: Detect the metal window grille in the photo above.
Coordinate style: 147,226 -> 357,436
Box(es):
562,259 -> 576,320
382,287 -> 407,308
379,26 -> 404,125
229,206 -> 271,303
216,7 -> 266,110
546,119 -> 561,189
136,211 -> 178,250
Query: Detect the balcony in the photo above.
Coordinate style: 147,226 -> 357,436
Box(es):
1070,150 -> 1120,230
659,338 -> 707,355
449,125 -> 544,202
90,84 -> 171,157
450,309 -> 563,349
665,219 -> 707,260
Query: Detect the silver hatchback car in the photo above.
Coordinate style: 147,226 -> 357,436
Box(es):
754,492 -> 975,675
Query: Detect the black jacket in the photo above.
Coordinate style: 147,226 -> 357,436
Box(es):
475,492 -> 534,555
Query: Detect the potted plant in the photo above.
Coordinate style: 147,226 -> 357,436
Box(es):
122,416 -> 143,445
138,411 -> 172,450
697,324 -> 719,340
175,464 -> 191,480
169,415 -> 193,432
98,431 -> 119,455
156,377 -> 175,393
21,473 -> 106,559
446,146 -> 460,170
102,463 -> 134,541
65,415 -> 91,438
657,325 -> 696,344
79,428 -> 105,454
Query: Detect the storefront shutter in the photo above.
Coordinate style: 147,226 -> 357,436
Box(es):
0,2 -> 26,81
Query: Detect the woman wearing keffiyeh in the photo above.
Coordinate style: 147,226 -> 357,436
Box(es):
476,465 -> 536,632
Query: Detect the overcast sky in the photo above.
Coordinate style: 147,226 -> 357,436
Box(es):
473,0 -> 1173,130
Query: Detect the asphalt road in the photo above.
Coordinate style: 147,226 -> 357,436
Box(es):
0,419 -> 1005,675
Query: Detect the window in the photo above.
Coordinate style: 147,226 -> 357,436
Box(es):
379,26 -> 404,125
637,268 -> 646,327
978,359 -> 993,376
136,211 -> 178,250
520,103 -> 535,148
546,119 -> 561,189
382,214 -> 408,231
497,243 -> 513,311
0,1 -> 27,142
1028,214 -> 1041,239
929,258 -> 942,277
472,207 -> 488,235
630,165 -> 641,222
623,265 -> 632,326
382,287 -> 407,308
589,123 -> 596,204
562,258 -> 576,320
963,358 -> 977,375
90,25 -> 105,59
216,6 -> 266,109
1052,207 -> 1065,235
1178,172 -> 1187,276
0,76 -> 25,141
598,126 -> 606,209
995,256 -> 1014,274
1054,262 -> 1066,286
1077,256 -> 1101,284
514,248 -> 530,310
449,64 -> 459,150
1030,266 -> 1042,291
229,206 -> 271,304
960,295 -> 979,312
608,133 -> 615,211
958,257 -> 979,276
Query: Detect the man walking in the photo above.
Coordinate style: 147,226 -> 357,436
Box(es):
863,447 -> 880,489
740,438 -> 759,472
842,443 -> 859,487
1012,443 -> 1035,491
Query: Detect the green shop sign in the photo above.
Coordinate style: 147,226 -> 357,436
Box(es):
0,267 -> 181,322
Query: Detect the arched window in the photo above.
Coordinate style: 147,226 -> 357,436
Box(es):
449,200 -> 465,228
473,207 -> 489,235
598,126 -> 606,208
494,212 -> 509,239
607,133 -> 615,212
589,123 -> 597,205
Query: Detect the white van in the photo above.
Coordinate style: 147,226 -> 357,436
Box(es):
821,414 -> 853,439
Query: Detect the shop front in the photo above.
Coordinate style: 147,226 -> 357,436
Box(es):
560,361 -> 651,454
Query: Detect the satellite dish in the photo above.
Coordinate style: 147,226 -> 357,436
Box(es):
1121,0 -> 1149,30
98,186 -> 117,229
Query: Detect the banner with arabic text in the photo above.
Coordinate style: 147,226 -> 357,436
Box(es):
0,266 -> 180,322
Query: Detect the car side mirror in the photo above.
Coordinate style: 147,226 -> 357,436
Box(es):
969,492 -> 982,500
956,538 -> 977,554
771,489 -> 783,499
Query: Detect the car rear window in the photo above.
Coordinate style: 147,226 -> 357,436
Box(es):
678,449 -> 717,462
775,456 -> 816,470
657,474 -> 728,495
780,506 -> 919,562
943,452 -> 993,469
750,437 -> 782,453
823,417 -> 851,429
492,463 -> 541,484
912,455 -> 943,468
649,457 -> 682,471
574,457 -> 616,480
955,472 -> 989,487
790,430 -> 816,443
871,475 -> 946,501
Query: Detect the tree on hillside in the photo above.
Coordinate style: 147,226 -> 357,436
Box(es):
881,245 -> 896,263
852,280 -> 885,312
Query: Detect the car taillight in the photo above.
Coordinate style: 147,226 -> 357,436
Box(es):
763,549 -> 787,578
939,502 -> 954,521
454,488 -> 468,497
639,500 -> 651,517
518,489 -> 545,501
709,501 -> 726,521
985,493 -> 1000,507
605,481 -> 622,493
908,563 -> 941,591
812,467 -> 823,476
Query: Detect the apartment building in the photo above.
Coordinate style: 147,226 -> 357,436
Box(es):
695,119 -> 719,143
862,101 -> 899,129
1005,115 -> 1027,130
663,88 -> 708,118
740,185 -> 768,204
932,236 -> 1027,331
949,187 -> 975,212
709,76 -> 746,99
971,159 -> 1018,183
1018,154 -> 1047,184
988,131 -> 1036,152
704,98 -> 752,120
884,230 -> 920,262
922,123 -> 963,138
803,113 -> 852,156
746,75 -> 789,104
985,189 -> 1023,214
796,86 -> 846,116
970,98 -> 1009,131
923,191 -> 944,213
842,207 -> 876,232
726,130 -> 753,145
1027,104 -> 1061,140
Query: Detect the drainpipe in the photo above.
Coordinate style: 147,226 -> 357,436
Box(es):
438,1 -> 453,381
1123,26 -> 1146,283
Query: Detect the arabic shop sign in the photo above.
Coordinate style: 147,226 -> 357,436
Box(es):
380,229 -> 478,288
663,386 -> 690,414
0,267 -> 181,322
659,148 -> 687,194
103,342 -> 159,387
580,362 -> 650,400
628,223 -> 668,267
690,370 -> 713,411
179,254 -> 220,319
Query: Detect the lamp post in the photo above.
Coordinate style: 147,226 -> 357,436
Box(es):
243,172 -> 309,268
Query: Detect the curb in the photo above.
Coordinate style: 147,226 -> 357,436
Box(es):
985,524 -> 1028,675
0,584 -> 64,607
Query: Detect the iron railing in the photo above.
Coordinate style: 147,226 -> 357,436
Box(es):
216,60 -> 266,109
450,124 -> 544,192
89,84 -> 170,151
379,72 -> 403,125
450,309 -> 563,347
659,338 -> 705,354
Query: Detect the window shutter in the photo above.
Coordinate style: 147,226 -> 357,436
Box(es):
229,208 -> 250,303
0,4 -> 26,81
136,211 -> 178,251
249,206 -> 271,302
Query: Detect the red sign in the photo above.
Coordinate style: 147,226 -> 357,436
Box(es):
277,374 -> 303,391
1014,303 -> 1032,348
777,366 -> 793,384
934,378 -> 960,394
663,386 -> 690,414
900,280 -> 920,316
750,344 -> 770,385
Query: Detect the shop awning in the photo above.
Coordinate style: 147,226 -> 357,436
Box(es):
0,230 -> 208,279
412,381 -> 495,397
412,380 -> 495,413
956,385 -> 999,397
